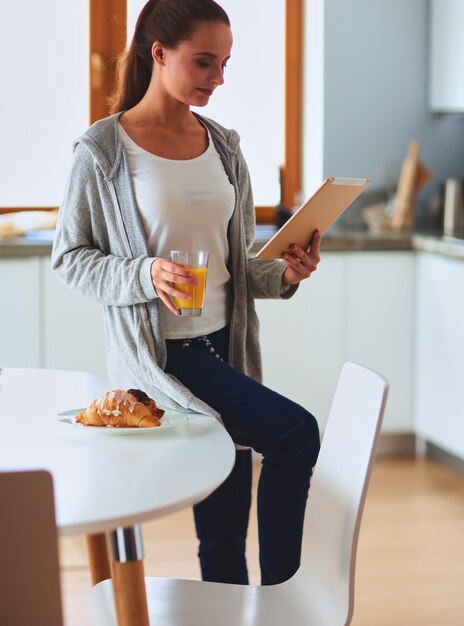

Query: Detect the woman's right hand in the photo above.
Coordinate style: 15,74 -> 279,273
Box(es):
150,258 -> 198,316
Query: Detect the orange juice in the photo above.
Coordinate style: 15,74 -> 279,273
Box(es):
172,266 -> 208,310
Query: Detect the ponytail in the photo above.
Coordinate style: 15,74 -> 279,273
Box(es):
110,0 -> 230,114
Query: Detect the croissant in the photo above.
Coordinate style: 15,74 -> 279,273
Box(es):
76,389 -> 164,428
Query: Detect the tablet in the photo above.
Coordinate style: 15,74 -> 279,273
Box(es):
255,177 -> 370,259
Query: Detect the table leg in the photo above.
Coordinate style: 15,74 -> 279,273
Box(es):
86,533 -> 111,585
111,525 -> 149,626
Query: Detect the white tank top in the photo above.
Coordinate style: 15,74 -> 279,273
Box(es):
118,123 -> 235,339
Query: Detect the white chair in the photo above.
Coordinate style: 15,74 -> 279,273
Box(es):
89,361 -> 388,626
0,470 -> 64,626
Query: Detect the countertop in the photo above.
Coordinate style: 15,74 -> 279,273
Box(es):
1,228 -> 464,260
252,227 -> 413,254
0,230 -> 56,258
411,233 -> 464,261
0,237 -> 55,258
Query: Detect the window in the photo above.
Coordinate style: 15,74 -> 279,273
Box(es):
0,2 -> 89,212
1,0 -> 302,224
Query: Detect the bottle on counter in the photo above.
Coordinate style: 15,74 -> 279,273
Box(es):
443,178 -> 464,237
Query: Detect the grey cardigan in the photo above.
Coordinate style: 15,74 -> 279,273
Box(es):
52,112 -> 297,419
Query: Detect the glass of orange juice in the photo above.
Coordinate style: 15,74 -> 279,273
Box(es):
169,250 -> 209,316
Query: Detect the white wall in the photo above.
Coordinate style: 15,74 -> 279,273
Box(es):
304,0 -> 464,229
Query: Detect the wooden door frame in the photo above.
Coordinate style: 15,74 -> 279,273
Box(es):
257,0 -> 303,223
89,0 -> 127,125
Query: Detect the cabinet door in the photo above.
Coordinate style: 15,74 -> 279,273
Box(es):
256,254 -> 346,431
414,253 -> 464,459
41,259 -> 107,376
429,0 -> 464,112
0,258 -> 41,367
257,251 -> 415,434
346,252 -> 415,433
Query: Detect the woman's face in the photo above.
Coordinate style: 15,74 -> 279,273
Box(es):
154,21 -> 233,107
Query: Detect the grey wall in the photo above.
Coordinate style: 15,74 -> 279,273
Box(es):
306,0 -> 464,230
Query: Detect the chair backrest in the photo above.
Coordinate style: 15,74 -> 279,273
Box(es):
296,361 -> 388,626
0,470 -> 64,626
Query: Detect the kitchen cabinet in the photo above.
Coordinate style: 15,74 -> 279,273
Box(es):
0,258 -> 41,367
256,251 -> 415,433
346,252 -> 415,432
256,254 -> 346,431
414,252 -> 464,459
41,259 -> 107,376
429,0 -> 464,113
0,256 -> 107,375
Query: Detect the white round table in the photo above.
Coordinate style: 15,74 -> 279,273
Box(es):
0,368 -> 235,625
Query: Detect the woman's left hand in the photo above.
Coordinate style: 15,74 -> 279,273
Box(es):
281,230 -> 321,286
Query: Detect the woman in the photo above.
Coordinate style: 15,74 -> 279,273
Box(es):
52,0 -> 321,586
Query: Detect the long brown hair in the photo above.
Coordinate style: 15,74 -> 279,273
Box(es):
110,0 -> 230,114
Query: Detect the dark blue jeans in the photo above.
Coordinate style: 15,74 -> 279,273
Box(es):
165,326 -> 320,586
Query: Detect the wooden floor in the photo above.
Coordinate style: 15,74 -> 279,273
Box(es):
59,457 -> 464,626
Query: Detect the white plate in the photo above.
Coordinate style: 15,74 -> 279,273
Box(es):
58,408 -> 187,435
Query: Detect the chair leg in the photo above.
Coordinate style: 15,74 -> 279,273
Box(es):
86,533 -> 112,585
110,525 -> 149,626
